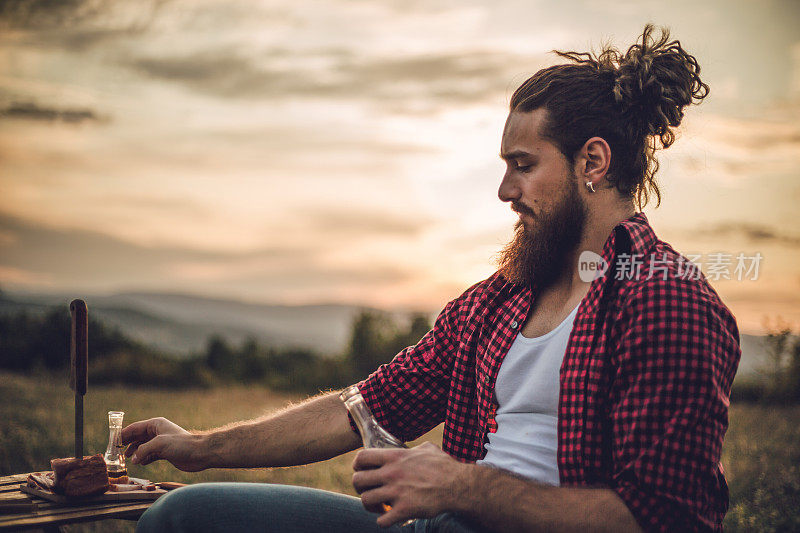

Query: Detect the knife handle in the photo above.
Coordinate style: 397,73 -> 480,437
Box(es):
70,299 -> 88,395
158,482 -> 187,490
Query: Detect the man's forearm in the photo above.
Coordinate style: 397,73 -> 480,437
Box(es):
195,390 -> 361,469
452,464 -> 642,533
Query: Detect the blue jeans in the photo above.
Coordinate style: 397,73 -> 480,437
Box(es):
136,483 -> 485,533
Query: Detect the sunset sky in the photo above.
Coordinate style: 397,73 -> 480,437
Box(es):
0,0 -> 798,334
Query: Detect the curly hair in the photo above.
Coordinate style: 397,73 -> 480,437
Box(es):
510,24 -> 709,209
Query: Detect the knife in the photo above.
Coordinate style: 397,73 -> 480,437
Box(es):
70,299 -> 88,460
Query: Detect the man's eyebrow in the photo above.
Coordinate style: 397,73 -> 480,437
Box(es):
499,150 -> 533,161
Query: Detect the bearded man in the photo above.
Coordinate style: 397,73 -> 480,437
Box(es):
124,25 -> 740,533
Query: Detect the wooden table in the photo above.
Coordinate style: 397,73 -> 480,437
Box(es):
0,474 -> 156,532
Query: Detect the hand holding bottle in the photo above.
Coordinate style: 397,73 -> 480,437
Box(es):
340,385 -> 467,526
352,442 -> 469,528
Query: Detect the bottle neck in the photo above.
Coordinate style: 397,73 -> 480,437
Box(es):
346,396 -> 380,440
340,386 -> 404,448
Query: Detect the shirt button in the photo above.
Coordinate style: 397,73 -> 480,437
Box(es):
510,320 -> 518,329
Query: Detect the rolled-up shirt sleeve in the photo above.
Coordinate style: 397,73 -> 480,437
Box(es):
609,277 -> 741,532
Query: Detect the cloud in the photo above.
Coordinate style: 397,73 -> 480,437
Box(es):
130,47 -> 543,104
303,208 -> 432,239
0,212 -> 416,297
691,222 -> 800,247
167,259 -> 412,288
1,0 -> 542,110
0,229 -> 16,246
0,212 -> 313,285
793,42 -> 800,97
0,102 -> 104,123
0,0 -> 170,54
0,265 -> 52,286
674,99 -> 800,181
0,0 -> 100,28
0,0 -> 166,30
90,194 -> 209,218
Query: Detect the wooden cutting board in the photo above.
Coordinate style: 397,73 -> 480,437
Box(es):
21,476 -> 167,503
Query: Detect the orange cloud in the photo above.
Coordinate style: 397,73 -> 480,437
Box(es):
0,265 -> 52,286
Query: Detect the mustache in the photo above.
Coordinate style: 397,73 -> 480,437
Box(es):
511,202 -> 535,218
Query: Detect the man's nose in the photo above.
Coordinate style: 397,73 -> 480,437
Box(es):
498,171 -> 520,203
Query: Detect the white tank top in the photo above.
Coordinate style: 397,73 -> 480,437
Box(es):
476,304 -> 579,486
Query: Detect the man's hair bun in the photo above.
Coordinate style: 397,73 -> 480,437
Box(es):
609,24 -> 709,149
511,24 -> 709,208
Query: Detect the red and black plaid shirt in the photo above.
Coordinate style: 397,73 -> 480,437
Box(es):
354,212 -> 741,532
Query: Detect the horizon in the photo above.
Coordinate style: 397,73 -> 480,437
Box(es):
1,0 -> 799,335
2,286 -> 427,313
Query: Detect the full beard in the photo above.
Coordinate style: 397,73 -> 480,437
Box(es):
496,179 -> 587,289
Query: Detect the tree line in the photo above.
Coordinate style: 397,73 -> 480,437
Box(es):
730,320 -> 800,404
0,304 -> 431,393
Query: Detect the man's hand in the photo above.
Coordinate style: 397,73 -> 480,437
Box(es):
352,442 -> 467,528
121,417 -> 207,472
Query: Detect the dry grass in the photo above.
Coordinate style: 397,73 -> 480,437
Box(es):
1,371 -> 796,532
0,371 -> 442,532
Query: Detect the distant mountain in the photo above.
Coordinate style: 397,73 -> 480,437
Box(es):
1,290 -> 772,378
1,291 -> 393,357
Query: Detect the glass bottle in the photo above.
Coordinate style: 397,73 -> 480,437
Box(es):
103,411 -> 128,483
340,385 -> 412,521
340,385 -> 407,449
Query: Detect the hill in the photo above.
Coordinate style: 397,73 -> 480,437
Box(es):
1,291 -> 418,357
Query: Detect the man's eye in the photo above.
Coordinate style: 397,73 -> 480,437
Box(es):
516,164 -> 532,173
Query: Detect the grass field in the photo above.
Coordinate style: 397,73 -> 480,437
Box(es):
1,371 -> 798,532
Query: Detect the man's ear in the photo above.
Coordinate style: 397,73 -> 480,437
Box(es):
577,136 -> 612,186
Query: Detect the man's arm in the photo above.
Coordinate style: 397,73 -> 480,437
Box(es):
122,390 -> 362,471
352,443 -> 642,532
